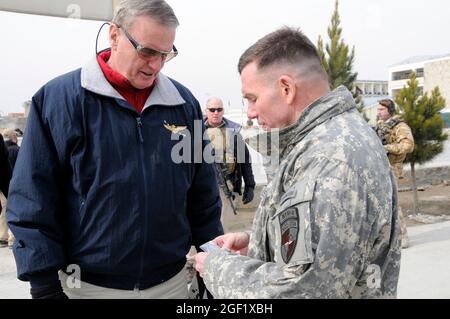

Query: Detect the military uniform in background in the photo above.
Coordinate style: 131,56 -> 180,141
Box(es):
202,87 -> 401,298
376,115 -> 414,248
205,118 -> 255,231
376,115 -> 415,179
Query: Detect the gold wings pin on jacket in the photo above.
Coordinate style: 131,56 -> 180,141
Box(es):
163,121 -> 187,137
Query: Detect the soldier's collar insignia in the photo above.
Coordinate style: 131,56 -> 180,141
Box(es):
163,121 -> 187,137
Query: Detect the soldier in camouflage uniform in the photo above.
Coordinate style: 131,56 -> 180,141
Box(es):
194,27 -> 401,299
376,99 -> 415,248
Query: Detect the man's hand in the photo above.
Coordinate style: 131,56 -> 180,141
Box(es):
194,232 -> 251,276
242,187 -> 254,204
214,232 -> 250,256
194,252 -> 208,276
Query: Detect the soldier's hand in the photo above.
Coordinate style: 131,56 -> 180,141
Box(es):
194,252 -> 208,276
242,186 -> 254,204
214,232 -> 250,256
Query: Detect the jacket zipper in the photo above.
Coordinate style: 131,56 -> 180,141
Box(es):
135,115 -> 148,290
136,117 -> 144,143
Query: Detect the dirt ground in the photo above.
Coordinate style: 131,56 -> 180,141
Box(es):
397,179 -> 450,227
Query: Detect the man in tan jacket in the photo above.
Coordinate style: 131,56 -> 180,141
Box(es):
376,99 -> 415,248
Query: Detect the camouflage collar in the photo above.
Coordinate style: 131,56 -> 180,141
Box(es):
280,86 -> 357,157
247,86 -> 356,161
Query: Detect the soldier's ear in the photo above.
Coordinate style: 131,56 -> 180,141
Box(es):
278,75 -> 296,105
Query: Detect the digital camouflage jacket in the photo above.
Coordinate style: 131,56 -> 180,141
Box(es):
203,86 -> 401,299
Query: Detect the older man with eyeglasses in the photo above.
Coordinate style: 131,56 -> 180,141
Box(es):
7,0 -> 223,299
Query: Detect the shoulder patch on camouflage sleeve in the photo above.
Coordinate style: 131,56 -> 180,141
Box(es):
279,207 -> 300,263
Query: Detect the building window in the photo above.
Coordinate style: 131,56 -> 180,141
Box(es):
416,68 -> 424,77
392,69 -> 424,81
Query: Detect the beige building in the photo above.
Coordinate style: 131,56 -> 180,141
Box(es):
356,80 -> 389,97
389,54 -> 450,112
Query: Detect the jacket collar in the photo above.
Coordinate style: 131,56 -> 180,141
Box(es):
204,117 -> 241,130
204,119 -> 226,129
81,55 -> 185,109
277,85 -> 355,154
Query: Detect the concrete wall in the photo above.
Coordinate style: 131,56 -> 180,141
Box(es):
389,61 -> 425,99
0,117 -> 27,132
425,59 -> 450,110
403,166 -> 450,187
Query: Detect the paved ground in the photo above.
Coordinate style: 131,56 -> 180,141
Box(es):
2,220 -> 450,299
397,221 -> 450,299
0,246 -> 29,299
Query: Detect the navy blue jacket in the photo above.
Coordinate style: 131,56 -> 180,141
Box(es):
7,56 -> 223,290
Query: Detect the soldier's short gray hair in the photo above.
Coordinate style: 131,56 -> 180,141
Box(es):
238,27 -> 328,82
112,0 -> 179,29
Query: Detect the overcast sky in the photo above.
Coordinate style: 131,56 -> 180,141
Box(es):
1,0 -> 450,114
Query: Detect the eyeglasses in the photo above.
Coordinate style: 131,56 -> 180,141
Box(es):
207,108 -> 224,113
117,25 -> 178,62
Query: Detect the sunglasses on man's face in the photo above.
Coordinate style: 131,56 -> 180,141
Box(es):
118,25 -> 178,62
207,108 -> 224,113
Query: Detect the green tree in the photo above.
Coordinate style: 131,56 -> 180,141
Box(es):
317,0 -> 364,115
395,72 -> 448,215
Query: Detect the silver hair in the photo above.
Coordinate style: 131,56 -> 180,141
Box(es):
112,0 -> 179,29
206,97 -> 224,107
